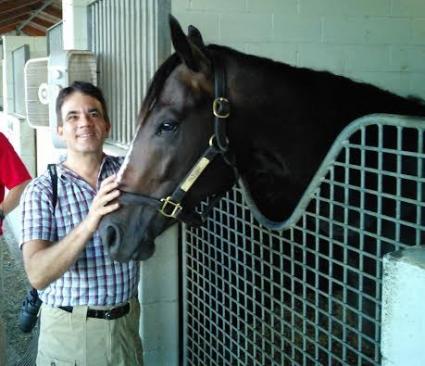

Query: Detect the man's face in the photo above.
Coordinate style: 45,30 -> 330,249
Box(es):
57,91 -> 111,155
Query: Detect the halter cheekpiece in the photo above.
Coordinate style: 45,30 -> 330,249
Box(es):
119,56 -> 233,226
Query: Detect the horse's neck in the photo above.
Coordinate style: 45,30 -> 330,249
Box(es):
225,57 -> 425,222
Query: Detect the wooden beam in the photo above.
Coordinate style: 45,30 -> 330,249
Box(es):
0,22 -> 19,34
0,0 -> 42,13
0,14 -> 28,27
31,16 -> 54,28
43,5 -> 61,19
0,3 -> 42,18
17,0 -> 55,33
21,24 -> 45,36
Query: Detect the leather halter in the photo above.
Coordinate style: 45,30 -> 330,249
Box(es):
119,56 -> 232,225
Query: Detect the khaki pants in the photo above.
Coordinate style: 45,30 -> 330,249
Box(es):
36,298 -> 143,366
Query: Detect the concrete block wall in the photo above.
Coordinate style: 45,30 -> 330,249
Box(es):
172,0 -> 425,99
139,224 -> 179,365
381,247 -> 425,366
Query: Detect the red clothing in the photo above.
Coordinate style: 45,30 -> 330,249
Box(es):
0,132 -> 31,234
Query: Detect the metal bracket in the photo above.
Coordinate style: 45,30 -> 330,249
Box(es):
159,196 -> 183,218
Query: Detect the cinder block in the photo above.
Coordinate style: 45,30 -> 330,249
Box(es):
298,44 -> 346,72
171,11 -> 220,43
323,17 -> 410,44
220,13 -> 272,42
154,224 -> 179,258
246,42 -> 298,64
189,0 -> 244,12
140,301 -> 179,352
172,0 -> 190,12
390,46 -> 425,72
408,73 -> 425,99
412,19 -> 425,45
365,18 -> 410,44
273,14 -> 321,42
345,45 -> 390,72
246,0 -> 298,15
391,0 -> 425,17
143,350 -> 179,366
139,254 -> 178,303
300,0 -> 390,16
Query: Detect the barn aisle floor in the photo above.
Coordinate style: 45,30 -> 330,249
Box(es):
0,226 -> 37,366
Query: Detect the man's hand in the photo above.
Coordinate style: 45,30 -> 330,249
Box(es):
85,174 -> 121,234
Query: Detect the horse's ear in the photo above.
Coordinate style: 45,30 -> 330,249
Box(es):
169,14 -> 210,73
188,25 -> 205,50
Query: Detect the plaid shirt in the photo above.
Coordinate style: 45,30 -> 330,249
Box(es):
20,155 -> 139,307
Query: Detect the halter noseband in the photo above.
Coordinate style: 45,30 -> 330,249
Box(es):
119,57 -> 233,225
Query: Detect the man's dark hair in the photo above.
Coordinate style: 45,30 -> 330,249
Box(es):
55,81 -> 110,125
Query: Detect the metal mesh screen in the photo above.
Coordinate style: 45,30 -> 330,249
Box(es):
182,114 -> 425,365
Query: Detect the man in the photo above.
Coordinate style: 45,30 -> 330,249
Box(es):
0,132 -> 31,234
20,81 -> 143,365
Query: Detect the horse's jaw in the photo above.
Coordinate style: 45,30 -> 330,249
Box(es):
99,205 -> 170,262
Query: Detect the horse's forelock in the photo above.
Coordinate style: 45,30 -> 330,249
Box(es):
140,53 -> 182,120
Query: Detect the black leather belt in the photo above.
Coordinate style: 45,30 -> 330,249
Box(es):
58,302 -> 130,320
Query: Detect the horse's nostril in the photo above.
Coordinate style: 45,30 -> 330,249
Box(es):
104,224 -> 122,255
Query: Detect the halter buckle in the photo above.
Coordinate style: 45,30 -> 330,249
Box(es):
213,97 -> 230,118
159,196 -> 183,218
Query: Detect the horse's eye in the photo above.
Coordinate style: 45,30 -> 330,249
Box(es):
156,120 -> 179,136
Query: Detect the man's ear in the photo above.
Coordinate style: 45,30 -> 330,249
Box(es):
105,122 -> 111,136
57,125 -> 63,137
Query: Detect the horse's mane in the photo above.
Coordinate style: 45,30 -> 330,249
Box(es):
141,43 -> 425,128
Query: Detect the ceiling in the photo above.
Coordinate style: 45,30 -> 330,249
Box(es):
0,0 -> 62,36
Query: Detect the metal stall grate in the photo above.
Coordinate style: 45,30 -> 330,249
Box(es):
182,114 -> 425,365
88,0 -> 170,148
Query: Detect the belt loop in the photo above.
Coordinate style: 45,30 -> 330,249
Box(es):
71,305 -> 88,328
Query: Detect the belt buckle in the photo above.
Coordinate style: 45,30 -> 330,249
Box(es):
104,310 -> 113,320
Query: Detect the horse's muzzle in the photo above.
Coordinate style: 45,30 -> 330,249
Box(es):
99,210 -> 156,262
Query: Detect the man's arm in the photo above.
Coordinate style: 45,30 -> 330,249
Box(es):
0,179 -> 31,215
22,175 -> 120,290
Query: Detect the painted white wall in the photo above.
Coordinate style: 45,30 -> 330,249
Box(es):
1,35 -> 47,237
62,0 -> 90,50
2,35 -> 47,115
381,246 -> 425,366
172,0 -> 425,99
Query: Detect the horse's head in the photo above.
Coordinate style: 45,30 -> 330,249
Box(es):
99,16 -> 236,261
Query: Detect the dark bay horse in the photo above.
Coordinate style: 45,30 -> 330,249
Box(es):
99,15 -> 425,262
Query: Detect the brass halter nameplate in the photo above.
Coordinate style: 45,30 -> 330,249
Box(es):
180,157 -> 211,192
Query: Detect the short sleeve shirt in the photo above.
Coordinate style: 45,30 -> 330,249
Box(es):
0,132 -> 31,234
20,155 -> 139,307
